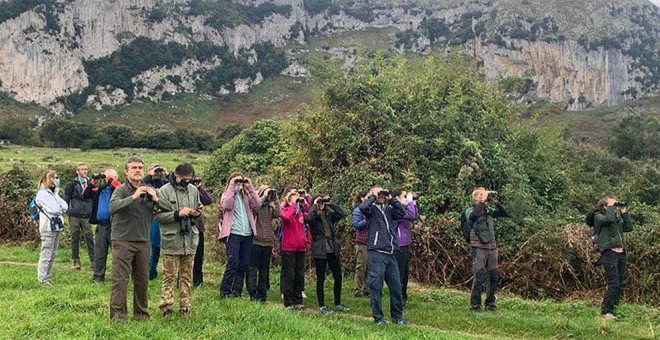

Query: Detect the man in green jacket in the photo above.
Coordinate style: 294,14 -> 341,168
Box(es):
155,163 -> 201,316
594,197 -> 633,320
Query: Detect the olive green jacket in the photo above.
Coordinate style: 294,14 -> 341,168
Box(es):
594,207 -> 633,254
155,183 -> 200,256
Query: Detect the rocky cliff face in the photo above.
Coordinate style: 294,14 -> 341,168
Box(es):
0,0 -> 657,113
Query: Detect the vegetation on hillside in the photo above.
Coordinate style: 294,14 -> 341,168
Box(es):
204,53 -> 660,304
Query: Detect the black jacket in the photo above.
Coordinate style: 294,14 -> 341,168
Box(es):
62,178 -> 93,218
306,203 -> 346,259
86,186 -> 116,225
468,202 -> 508,249
359,196 -> 406,254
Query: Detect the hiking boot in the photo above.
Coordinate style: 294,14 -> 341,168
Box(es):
319,306 -> 334,315
178,308 -> 190,316
601,313 -> 617,321
162,309 -> 173,317
92,277 -> 104,283
395,319 -> 408,325
293,304 -> 305,310
470,305 -> 482,312
40,281 -> 53,286
485,305 -> 497,312
375,319 -> 386,326
334,304 -> 350,312
73,260 -> 81,270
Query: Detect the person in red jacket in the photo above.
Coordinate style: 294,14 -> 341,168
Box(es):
280,189 -> 311,309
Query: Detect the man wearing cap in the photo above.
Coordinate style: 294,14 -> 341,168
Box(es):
143,164 -> 169,280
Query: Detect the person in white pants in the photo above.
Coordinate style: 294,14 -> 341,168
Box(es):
36,170 -> 68,285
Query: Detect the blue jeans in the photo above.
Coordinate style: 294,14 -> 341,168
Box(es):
148,220 -> 160,280
368,250 -> 404,323
220,234 -> 253,296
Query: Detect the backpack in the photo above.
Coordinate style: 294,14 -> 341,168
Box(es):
585,209 -> 600,251
459,207 -> 473,243
28,198 -> 41,221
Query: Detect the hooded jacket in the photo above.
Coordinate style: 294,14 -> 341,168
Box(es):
155,182 -> 201,255
35,187 -> 68,233
359,195 -> 406,254
594,206 -> 633,253
395,201 -> 419,247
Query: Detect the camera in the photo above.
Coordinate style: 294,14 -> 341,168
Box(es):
191,177 -> 201,186
50,217 -> 64,231
180,217 -> 191,235
487,191 -> 499,201
92,173 -> 106,180
613,201 -> 627,207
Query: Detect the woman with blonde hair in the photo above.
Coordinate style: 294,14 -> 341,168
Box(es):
35,170 -> 68,285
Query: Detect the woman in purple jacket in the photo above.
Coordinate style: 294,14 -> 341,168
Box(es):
392,188 -> 419,305
192,177 -> 214,287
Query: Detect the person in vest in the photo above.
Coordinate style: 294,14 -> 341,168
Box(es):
247,186 -> 281,302
155,163 -> 201,316
594,197 -> 633,321
35,170 -> 68,285
62,163 -> 94,270
352,191 -> 369,298
86,169 -> 121,282
360,186 -> 407,325
466,187 -> 508,312
307,194 -> 349,315
218,172 -> 261,298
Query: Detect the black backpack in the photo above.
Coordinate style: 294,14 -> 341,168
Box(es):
459,207 -> 473,243
585,209 -> 600,251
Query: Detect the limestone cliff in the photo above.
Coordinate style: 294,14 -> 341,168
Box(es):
0,0 -> 657,113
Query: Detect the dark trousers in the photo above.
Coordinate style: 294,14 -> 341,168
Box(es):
470,247 -> 498,308
70,216 -> 94,263
601,250 -> 627,315
395,245 -> 410,302
368,250 -> 404,323
193,232 -> 205,286
148,220 -> 160,280
220,234 -> 253,296
314,253 -> 342,308
109,240 -> 150,322
281,251 -> 305,307
247,244 -> 272,299
93,221 -> 111,280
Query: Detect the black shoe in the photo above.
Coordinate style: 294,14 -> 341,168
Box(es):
485,305 -> 497,312
178,308 -> 190,316
470,305 -> 482,312
375,319 -> 386,326
149,272 -> 157,280
92,277 -> 104,283
162,309 -> 173,317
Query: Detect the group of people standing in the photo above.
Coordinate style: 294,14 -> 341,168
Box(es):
33,157 -> 633,324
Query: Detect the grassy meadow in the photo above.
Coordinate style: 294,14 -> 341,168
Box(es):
0,146 -> 210,178
0,244 -> 658,339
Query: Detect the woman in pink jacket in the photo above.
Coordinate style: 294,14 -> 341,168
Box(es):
280,189 -> 311,309
218,172 -> 261,298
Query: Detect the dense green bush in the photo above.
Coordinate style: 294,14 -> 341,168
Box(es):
204,53 -> 659,304
608,116 -> 659,160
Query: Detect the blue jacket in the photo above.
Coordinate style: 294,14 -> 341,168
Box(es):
359,195 -> 406,254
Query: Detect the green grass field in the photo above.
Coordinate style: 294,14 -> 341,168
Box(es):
0,244 -> 657,339
0,146 -> 210,177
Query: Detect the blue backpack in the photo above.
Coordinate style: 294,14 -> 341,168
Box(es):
28,198 -> 41,221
